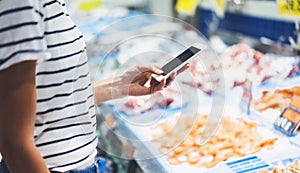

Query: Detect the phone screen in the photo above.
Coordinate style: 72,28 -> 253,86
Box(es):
161,46 -> 201,75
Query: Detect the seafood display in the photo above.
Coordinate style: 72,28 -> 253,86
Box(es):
260,160 -> 300,173
152,115 -> 277,168
253,86 -> 300,112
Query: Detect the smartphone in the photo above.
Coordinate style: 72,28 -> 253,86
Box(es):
152,42 -> 206,82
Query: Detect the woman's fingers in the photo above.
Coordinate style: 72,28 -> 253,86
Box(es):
166,71 -> 176,86
126,63 -> 190,96
177,63 -> 190,74
133,72 -> 151,85
150,78 -> 166,93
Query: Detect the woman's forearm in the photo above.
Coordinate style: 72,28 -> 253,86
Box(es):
92,77 -> 126,104
0,61 -> 50,173
1,141 -> 50,173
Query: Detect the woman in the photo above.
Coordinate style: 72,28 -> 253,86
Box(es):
0,0 -> 183,172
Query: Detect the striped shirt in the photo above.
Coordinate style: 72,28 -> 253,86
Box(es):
0,0 -> 98,172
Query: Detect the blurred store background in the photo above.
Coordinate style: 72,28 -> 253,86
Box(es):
60,1 -> 300,173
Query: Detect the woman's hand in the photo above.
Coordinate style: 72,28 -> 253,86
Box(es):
119,66 -> 166,96
93,64 -> 189,104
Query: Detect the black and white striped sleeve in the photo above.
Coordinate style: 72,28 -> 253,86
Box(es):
0,0 -> 50,71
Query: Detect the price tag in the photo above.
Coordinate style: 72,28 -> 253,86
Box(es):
277,0 -> 300,17
176,0 -> 199,16
274,96 -> 300,136
78,0 -> 102,12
